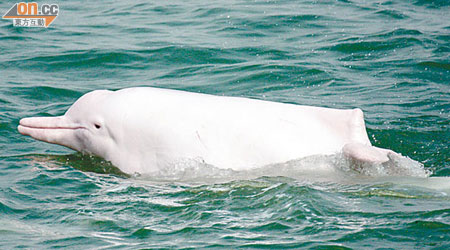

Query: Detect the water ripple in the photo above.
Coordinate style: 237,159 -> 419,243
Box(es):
1,0 -> 449,248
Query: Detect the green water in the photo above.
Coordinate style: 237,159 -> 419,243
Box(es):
1,0 -> 449,249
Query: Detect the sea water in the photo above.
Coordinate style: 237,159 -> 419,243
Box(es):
0,0 -> 449,249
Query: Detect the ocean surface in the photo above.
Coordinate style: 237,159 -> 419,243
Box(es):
1,0 -> 449,249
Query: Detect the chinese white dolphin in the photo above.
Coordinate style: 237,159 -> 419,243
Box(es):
18,87 -> 399,175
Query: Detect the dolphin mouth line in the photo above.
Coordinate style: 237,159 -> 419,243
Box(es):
18,124 -> 86,130
17,125 -> 87,138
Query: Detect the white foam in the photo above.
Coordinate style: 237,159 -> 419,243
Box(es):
138,152 -> 431,183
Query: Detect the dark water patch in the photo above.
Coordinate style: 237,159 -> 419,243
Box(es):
239,14 -> 329,32
386,115 -> 449,131
193,7 -> 230,18
232,47 -> 292,61
1,185 -> 42,208
7,46 -> 241,73
435,34 -> 450,42
333,228 -> 422,248
223,64 -> 331,89
155,20 -> 202,27
4,86 -> 81,121
239,242 -> 309,249
179,62 -> 333,94
250,221 -> 292,231
375,28 -> 424,38
156,64 -> 215,79
391,80 -> 433,88
433,45 -> 450,53
41,236 -> 103,249
0,46 -> 245,73
269,14 -> 325,23
51,29 -> 91,37
18,171 -> 100,195
395,61 -> 450,85
0,198 -> 28,215
100,7 -> 136,16
146,46 -> 244,65
408,220 -> 450,230
217,26 -> 268,38
310,245 -> 352,250
88,218 -> 128,233
0,50 -> 146,71
418,61 -> 450,71
122,26 -> 160,34
0,35 -> 34,41
55,154 -> 128,177
414,0 -> 450,8
22,206 -> 80,222
329,37 -> 422,54
122,2 -> 153,11
131,227 -> 157,238
374,9 -> 408,19
22,153 -> 129,177
13,85 -> 82,103
150,4 -> 184,15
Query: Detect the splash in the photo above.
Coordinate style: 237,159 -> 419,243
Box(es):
337,152 -> 430,178
138,152 -> 430,183
22,150 -> 430,183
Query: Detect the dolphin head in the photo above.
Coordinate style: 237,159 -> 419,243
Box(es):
18,90 -> 119,160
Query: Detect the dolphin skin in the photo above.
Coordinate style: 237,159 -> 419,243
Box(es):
19,87 -> 399,175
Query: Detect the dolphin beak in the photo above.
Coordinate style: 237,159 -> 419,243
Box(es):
18,116 -> 85,151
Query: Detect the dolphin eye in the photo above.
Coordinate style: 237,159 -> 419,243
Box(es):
94,123 -> 101,129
